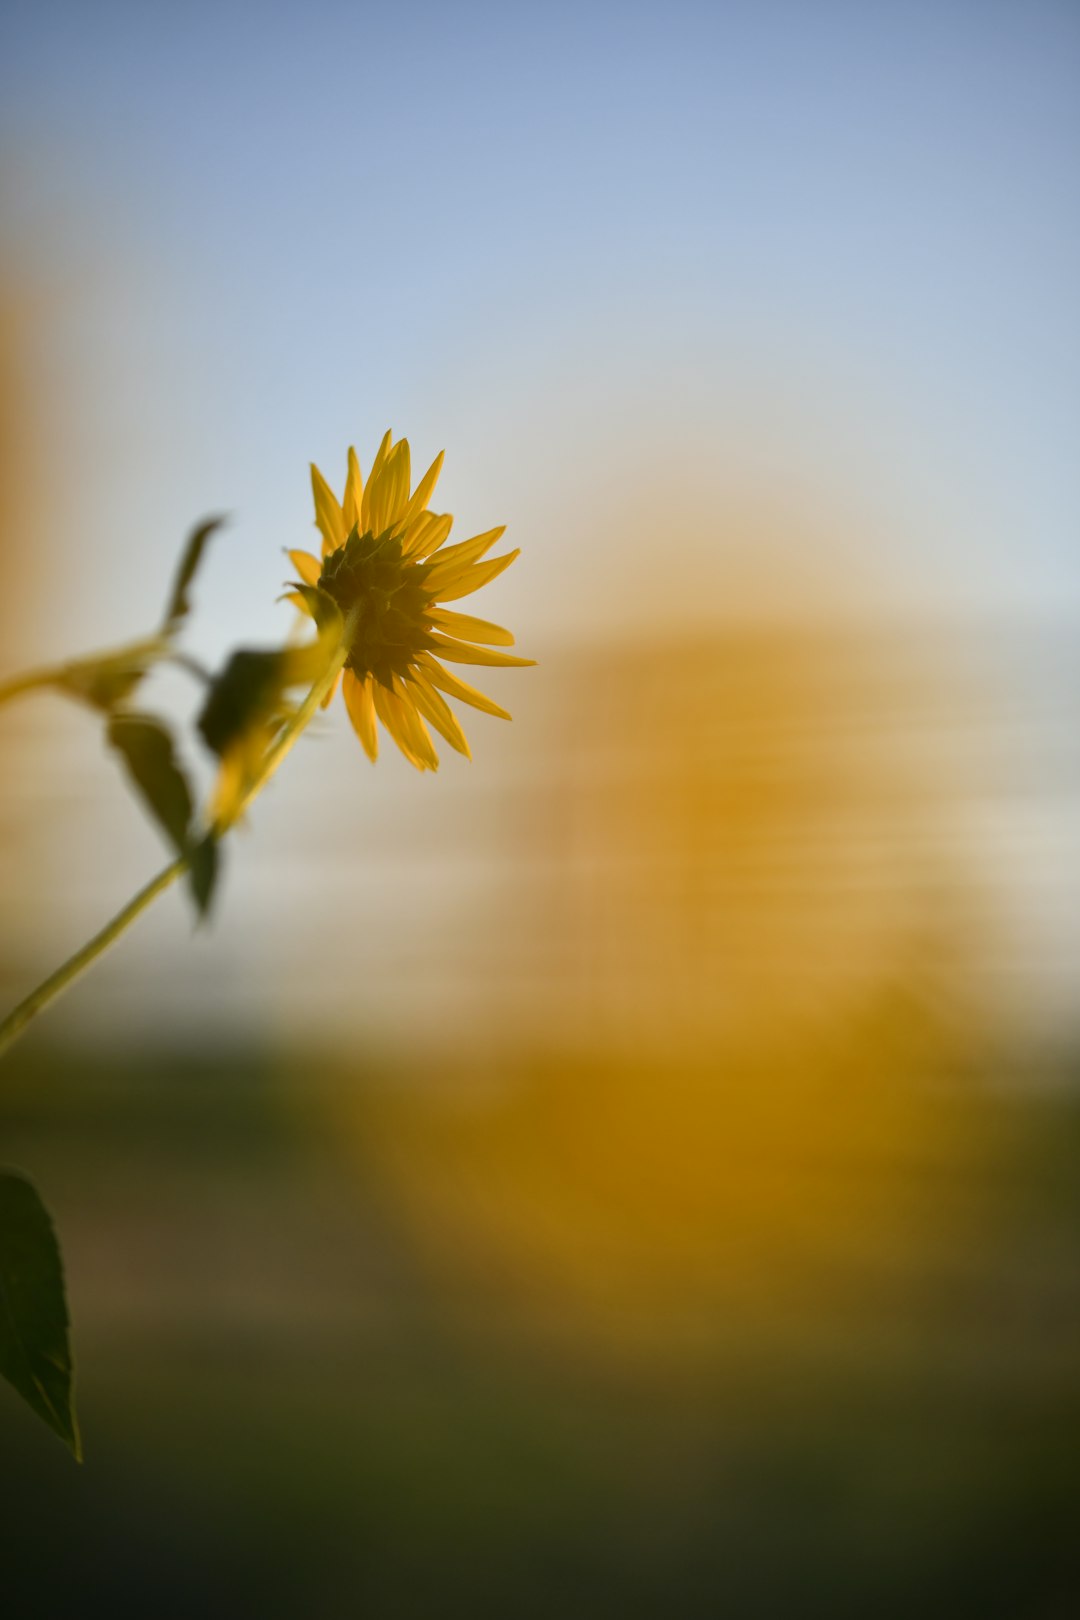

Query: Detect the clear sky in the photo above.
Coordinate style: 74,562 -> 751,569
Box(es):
1,0 -> 1077,1053
1,0 -> 1077,662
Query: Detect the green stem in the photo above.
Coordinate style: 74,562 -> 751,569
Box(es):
0,665 -> 68,705
219,617 -> 354,831
0,620 -> 355,1059
166,651 -> 215,686
0,857 -> 188,1055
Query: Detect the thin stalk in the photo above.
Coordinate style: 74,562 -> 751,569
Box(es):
0,664 -> 71,705
223,621 -> 353,829
0,858 -> 187,1055
166,651 -> 215,686
0,616 -> 356,1059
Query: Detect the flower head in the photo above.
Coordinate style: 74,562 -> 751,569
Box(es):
288,431 -> 533,770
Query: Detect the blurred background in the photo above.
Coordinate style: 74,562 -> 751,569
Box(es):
1,1 -> 1079,1614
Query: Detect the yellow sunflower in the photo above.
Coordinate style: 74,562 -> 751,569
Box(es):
288,431 -> 533,770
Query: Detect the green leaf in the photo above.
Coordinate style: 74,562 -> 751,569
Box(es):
107,712 -> 194,851
196,648 -> 294,759
106,713 -> 220,919
0,1169 -> 81,1460
54,637 -> 167,715
187,831 -> 220,921
162,516 -> 227,630
57,665 -> 143,712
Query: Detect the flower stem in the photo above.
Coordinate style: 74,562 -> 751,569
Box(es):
0,622 -> 356,1060
0,664 -> 69,705
222,625 -> 353,830
0,857 -> 188,1056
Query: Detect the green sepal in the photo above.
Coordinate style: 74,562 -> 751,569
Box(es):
284,582 -> 344,638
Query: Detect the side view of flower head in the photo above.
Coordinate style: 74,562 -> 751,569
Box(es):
288,430 -> 535,771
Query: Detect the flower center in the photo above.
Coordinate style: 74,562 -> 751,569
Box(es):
318,530 -> 434,684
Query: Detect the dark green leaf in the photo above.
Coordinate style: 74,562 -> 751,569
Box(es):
106,714 -> 219,920
196,648 -> 293,759
0,1169 -> 81,1460
162,516 -> 227,630
107,712 -> 194,851
187,832 -> 220,921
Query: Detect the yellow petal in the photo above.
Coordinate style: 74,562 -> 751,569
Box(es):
430,549 -> 521,603
211,745 -> 245,826
366,440 -> 407,536
372,677 -> 429,770
382,439 -> 412,532
361,430 -> 393,532
426,607 -> 515,646
212,729 -> 266,828
320,669 -> 341,710
415,653 -> 512,719
390,674 -> 441,769
343,447 -> 363,532
342,670 -> 378,761
426,633 -> 535,668
402,511 -> 454,561
407,668 -> 471,758
402,450 -> 444,525
283,590 -> 314,617
287,549 -> 322,586
311,464 -> 346,556
420,525 -> 505,587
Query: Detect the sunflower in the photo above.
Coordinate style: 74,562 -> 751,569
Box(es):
287,431 -> 533,770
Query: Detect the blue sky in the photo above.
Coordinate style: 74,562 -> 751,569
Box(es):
1,0 -> 1078,1050
2,0 -> 1078,659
